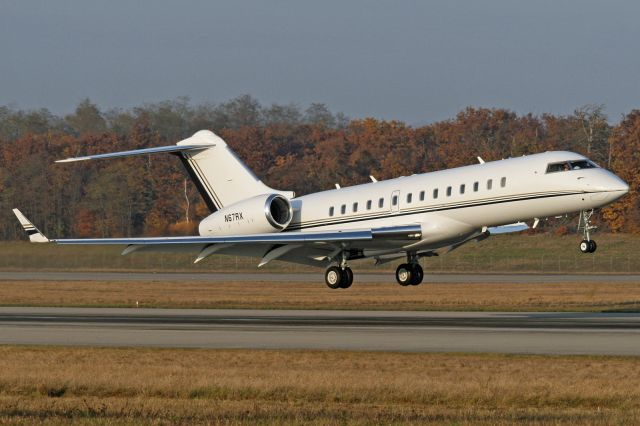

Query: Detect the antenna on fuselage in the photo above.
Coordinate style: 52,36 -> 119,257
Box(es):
335,183 -> 341,189
477,157 -> 485,164
369,175 -> 378,182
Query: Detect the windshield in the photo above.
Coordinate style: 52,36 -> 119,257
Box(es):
546,160 -> 598,173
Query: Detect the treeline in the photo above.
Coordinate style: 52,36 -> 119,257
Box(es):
0,97 -> 638,239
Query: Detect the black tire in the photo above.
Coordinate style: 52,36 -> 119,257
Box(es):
340,267 -> 353,289
325,266 -> 342,289
410,264 -> 424,285
395,264 -> 412,286
579,240 -> 591,253
588,240 -> 597,253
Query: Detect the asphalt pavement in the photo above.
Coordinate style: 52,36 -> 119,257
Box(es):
1,307 -> 638,355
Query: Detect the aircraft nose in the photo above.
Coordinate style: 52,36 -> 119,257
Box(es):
602,173 -> 629,204
587,173 -> 629,205
608,176 -> 629,194
586,171 -> 629,198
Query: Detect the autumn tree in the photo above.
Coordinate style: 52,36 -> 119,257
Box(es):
65,99 -> 107,135
601,110 -> 640,232
0,97 -> 636,239
573,104 -> 610,165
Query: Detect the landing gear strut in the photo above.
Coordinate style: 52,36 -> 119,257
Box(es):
395,252 -> 424,286
578,210 -> 597,254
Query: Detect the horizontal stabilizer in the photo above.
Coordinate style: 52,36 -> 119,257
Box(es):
12,209 -> 49,243
55,130 -> 294,212
56,144 -> 215,163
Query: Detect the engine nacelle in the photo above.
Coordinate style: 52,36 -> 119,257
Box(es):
198,194 -> 293,236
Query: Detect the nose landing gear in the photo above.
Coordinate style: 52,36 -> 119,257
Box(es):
579,240 -> 597,253
578,210 -> 597,253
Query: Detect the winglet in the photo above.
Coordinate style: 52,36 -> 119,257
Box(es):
12,209 -> 49,243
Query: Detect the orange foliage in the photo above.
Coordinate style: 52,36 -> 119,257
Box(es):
0,102 -> 638,238
601,110 -> 640,233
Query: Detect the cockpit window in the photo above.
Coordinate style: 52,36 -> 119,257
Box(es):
569,160 -> 597,170
546,160 -> 598,173
546,162 -> 568,173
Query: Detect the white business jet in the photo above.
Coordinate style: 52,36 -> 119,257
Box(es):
14,130 -> 628,288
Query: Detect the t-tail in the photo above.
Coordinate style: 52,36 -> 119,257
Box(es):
56,130 -> 294,211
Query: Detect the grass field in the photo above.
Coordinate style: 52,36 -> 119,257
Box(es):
1,279 -> 639,311
0,346 -> 638,425
1,233 -> 639,273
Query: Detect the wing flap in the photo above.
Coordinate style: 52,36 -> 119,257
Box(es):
53,224 -> 423,246
50,229 -> 375,245
487,222 -> 529,234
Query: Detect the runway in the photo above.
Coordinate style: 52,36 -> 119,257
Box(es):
0,271 -> 638,283
1,307 -> 638,355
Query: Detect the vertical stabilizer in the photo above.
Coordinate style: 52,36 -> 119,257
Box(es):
176,130 -> 293,211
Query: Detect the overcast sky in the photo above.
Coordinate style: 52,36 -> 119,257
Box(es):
1,0 -> 639,124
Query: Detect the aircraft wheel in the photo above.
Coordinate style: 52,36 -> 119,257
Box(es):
410,264 -> 424,285
579,240 -> 591,253
325,266 -> 342,289
339,267 -> 353,289
589,240 -> 597,253
395,264 -> 413,286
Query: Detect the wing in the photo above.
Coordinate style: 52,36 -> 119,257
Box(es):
13,209 -> 422,266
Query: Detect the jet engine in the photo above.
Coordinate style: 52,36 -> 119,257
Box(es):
198,194 -> 293,236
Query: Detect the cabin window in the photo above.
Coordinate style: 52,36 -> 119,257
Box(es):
419,191 -> 425,201
446,186 -> 452,197
460,184 -> 465,194
353,202 -> 358,212
392,195 -> 398,206
341,204 -> 346,214
487,179 -> 493,190
378,197 -> 384,208
433,188 -> 439,199
473,181 -> 479,192
329,207 -> 334,217
366,200 -> 372,210
501,177 -> 506,188
406,193 -> 412,203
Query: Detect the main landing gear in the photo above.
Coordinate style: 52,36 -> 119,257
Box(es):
324,266 -> 353,289
578,210 -> 597,254
324,250 -> 353,289
395,252 -> 424,286
323,250 -> 423,289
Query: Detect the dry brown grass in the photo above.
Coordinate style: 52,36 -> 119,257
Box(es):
0,346 -> 638,424
0,279 -> 639,311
